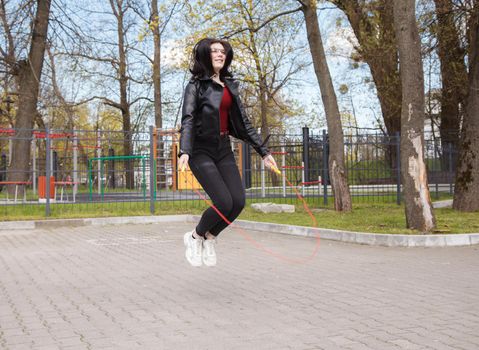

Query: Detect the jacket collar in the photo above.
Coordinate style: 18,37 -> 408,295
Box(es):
196,74 -> 212,81
194,74 -> 235,81
192,74 -> 239,95
223,78 -> 239,95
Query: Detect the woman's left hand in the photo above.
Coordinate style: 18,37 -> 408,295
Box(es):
263,154 -> 279,173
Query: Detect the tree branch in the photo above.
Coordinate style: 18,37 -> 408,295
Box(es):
56,51 -> 119,65
222,6 -> 303,39
129,96 -> 154,106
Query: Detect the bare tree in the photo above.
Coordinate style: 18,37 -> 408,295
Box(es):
453,3 -> 479,211
70,0 -> 144,189
433,0 -> 468,168
393,0 -> 436,231
150,0 -> 162,129
297,0 -> 352,212
134,0 -> 182,129
331,0 -> 402,161
150,0 -> 181,189
7,0 -> 51,194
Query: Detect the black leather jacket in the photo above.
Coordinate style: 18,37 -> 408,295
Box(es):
179,76 -> 270,158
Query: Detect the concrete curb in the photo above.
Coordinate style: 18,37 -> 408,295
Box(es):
432,199 -> 453,208
189,215 -> 479,248
1,215 -> 478,247
1,215 -> 191,231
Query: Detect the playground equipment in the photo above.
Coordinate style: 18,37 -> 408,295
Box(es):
88,155 -> 148,201
257,146 -> 322,198
0,126 -> 322,204
168,135 -> 245,191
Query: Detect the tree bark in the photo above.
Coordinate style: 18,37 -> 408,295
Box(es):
393,0 -> 436,231
8,0 -> 51,194
239,0 -> 270,140
110,0 -> 134,189
299,0 -> 352,212
434,0 -> 468,169
151,0 -> 166,189
151,0 -> 162,129
334,0 -> 401,132
333,0 -> 401,167
453,5 -> 479,211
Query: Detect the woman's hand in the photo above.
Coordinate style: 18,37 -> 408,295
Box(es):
178,154 -> 190,171
263,154 -> 279,173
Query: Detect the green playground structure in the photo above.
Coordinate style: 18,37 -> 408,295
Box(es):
88,155 -> 149,201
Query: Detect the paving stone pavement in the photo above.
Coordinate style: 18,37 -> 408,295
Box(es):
0,222 -> 478,350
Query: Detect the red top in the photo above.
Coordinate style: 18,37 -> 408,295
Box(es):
219,86 -> 232,133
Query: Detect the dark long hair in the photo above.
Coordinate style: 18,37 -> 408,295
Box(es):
189,38 -> 234,79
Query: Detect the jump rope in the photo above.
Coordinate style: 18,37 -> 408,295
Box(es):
180,157 -> 321,265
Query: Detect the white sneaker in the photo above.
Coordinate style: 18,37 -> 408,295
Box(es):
184,231 -> 203,267
202,238 -> 217,266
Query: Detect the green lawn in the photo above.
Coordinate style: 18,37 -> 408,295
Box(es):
238,202 -> 479,234
1,195 -> 477,235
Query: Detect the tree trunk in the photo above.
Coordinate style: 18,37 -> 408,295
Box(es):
333,0 -> 401,167
8,0 -> 51,195
300,0 -> 352,212
240,0 -> 270,140
434,0 -> 468,170
111,0 -> 134,189
453,6 -> 479,211
393,0 -> 436,231
151,0 -> 166,190
151,0 -> 162,129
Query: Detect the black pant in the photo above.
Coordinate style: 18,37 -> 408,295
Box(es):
188,136 -> 245,237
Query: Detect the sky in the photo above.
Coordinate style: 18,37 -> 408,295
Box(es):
155,2 -> 384,135
285,4 -> 382,133
48,0 -> 441,135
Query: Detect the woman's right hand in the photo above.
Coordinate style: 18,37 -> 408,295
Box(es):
178,154 -> 190,172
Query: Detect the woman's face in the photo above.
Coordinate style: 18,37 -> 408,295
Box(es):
210,42 -> 226,74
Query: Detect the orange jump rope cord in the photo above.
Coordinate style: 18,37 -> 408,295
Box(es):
181,164 -> 320,265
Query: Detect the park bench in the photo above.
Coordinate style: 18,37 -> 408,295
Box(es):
0,181 -> 32,202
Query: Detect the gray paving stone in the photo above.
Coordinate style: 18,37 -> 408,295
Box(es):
0,222 -> 478,349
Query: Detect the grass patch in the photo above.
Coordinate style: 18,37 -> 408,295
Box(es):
1,195 -> 476,235
239,202 -> 478,234
0,200 -> 205,221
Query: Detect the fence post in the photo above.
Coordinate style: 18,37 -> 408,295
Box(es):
448,142 -> 453,195
97,131 -> 101,195
302,126 -> 310,183
73,128 -> 78,201
301,161 -> 305,197
433,139 -> 439,199
45,126 -> 51,217
108,148 -> 115,189
242,142 -> 251,189
282,145 -> 286,197
32,138 -> 36,195
53,151 -> 58,180
261,158 -> 265,198
396,132 -> 401,205
322,129 -> 328,205
149,126 -> 155,215
0,153 -> 6,184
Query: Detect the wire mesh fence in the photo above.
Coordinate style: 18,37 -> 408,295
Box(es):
0,126 -> 458,219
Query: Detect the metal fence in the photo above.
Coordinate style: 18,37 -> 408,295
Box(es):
0,126 -> 458,218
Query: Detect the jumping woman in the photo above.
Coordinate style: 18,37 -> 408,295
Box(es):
178,38 -> 278,267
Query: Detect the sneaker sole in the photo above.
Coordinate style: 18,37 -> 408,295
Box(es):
203,258 -> 216,267
203,250 -> 217,266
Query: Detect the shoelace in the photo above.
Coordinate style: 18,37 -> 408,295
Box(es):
192,238 -> 203,257
204,240 -> 216,256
